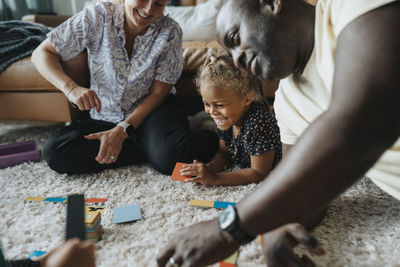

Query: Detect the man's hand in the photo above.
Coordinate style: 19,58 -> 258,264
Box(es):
69,86 -> 101,113
84,126 -> 126,164
36,238 -> 95,267
157,219 -> 239,267
181,160 -> 218,186
261,223 -> 324,267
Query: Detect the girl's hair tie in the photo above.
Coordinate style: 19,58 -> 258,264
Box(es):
209,55 -> 217,63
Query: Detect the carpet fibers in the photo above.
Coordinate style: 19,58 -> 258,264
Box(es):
0,122 -> 399,267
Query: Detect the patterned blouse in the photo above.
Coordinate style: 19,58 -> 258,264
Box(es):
217,101 -> 282,169
48,2 -> 183,123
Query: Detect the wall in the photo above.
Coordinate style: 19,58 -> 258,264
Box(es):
52,0 -> 88,15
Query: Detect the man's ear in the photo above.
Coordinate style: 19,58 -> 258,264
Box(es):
259,0 -> 282,15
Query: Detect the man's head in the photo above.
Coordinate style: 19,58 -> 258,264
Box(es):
216,0 -> 299,81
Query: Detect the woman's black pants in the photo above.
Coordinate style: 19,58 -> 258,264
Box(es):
42,95 -> 218,175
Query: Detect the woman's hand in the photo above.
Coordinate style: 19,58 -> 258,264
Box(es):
84,126 -> 126,164
68,86 -> 101,113
261,223 -> 325,267
181,160 -> 218,186
36,238 -> 95,267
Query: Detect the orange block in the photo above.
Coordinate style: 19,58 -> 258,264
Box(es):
85,198 -> 107,203
219,262 -> 235,267
171,162 -> 191,182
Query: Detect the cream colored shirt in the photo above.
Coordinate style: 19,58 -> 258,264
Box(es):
274,0 -> 400,199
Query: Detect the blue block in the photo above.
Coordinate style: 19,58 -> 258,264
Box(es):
43,197 -> 66,203
113,204 -> 141,224
28,250 -> 46,259
213,201 -> 237,209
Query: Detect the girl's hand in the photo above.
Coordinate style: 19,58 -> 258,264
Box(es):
69,86 -> 101,113
84,126 -> 126,164
181,160 -> 218,186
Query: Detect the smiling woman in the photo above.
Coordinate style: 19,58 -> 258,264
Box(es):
30,0 -> 218,175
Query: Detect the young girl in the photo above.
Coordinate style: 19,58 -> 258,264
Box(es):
180,55 -> 282,186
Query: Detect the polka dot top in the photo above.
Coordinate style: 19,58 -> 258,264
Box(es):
216,101 -> 282,169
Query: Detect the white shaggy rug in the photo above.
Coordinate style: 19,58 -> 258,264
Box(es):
1,121 -> 400,267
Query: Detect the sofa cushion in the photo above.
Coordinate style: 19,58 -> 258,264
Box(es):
165,0 -> 225,41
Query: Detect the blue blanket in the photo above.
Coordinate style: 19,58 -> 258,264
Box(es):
0,20 -> 51,72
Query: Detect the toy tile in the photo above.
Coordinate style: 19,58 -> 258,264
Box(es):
171,162 -> 192,182
43,197 -> 66,203
85,218 -> 101,232
219,262 -> 235,267
84,211 -> 101,225
213,201 -> 237,209
219,251 -> 238,267
85,206 -> 107,215
0,140 -> 40,168
113,204 -> 141,224
189,199 -> 214,208
85,198 -> 107,205
86,225 -> 102,240
28,250 -> 46,259
24,197 -> 46,202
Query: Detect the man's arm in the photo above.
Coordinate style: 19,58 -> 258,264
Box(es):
238,1 -> 400,236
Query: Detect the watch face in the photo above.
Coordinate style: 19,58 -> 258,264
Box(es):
218,205 -> 236,230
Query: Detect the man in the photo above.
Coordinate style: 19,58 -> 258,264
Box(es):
157,0 -> 400,266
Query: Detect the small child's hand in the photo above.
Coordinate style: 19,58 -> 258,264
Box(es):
181,160 -> 218,186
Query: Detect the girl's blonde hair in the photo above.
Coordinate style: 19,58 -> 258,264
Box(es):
195,54 -> 264,102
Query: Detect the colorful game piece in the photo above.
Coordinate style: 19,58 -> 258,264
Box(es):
85,198 -> 107,205
0,140 -> 40,168
84,211 -> 101,227
28,250 -> 46,259
24,197 -> 46,202
213,201 -> 237,209
219,251 -> 238,267
85,206 -> 107,215
43,197 -> 66,203
66,194 -> 85,241
171,162 -> 192,182
113,204 -> 141,224
189,199 -> 214,208
189,199 -> 237,209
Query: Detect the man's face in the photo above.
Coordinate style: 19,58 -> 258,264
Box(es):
216,0 -> 297,81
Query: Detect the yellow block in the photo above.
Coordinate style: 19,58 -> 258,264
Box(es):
24,197 -> 46,202
85,206 -> 107,215
223,251 -> 238,264
189,199 -> 214,208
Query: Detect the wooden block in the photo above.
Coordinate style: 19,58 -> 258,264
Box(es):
24,197 -> 46,202
84,211 -> 101,226
85,206 -> 107,215
66,194 -> 85,241
213,201 -> 237,209
43,197 -> 66,203
222,251 -> 238,264
28,250 -> 46,259
189,199 -> 214,208
171,162 -> 191,182
113,204 -> 141,224
85,198 -> 107,204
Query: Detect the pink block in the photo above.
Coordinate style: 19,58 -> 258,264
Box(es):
0,141 -> 41,168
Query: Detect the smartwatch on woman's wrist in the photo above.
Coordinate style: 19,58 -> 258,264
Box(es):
218,205 -> 255,245
117,121 -> 136,137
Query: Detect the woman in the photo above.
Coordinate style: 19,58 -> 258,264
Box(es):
32,0 -> 218,175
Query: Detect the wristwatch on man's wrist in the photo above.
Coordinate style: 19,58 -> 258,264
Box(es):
117,121 -> 136,137
218,205 -> 255,245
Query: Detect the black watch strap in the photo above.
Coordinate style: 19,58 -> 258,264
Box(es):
219,205 -> 255,245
